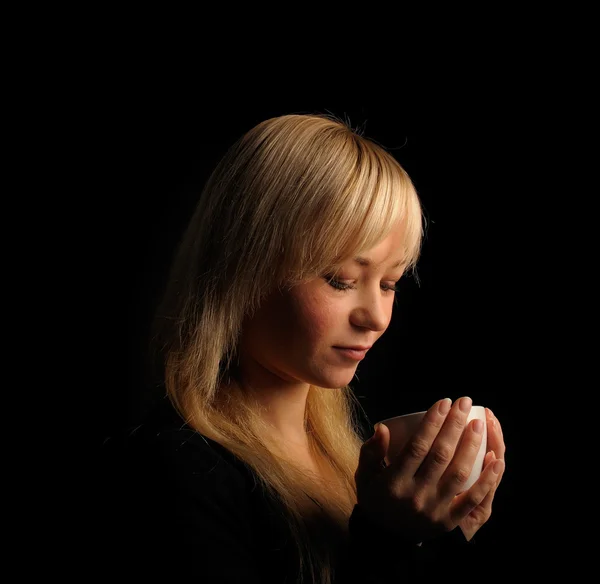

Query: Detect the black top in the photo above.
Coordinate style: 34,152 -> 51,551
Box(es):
92,397 -> 478,582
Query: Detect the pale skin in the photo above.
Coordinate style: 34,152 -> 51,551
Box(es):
236,225 -> 506,541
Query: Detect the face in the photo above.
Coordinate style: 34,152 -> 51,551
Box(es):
238,228 -> 407,390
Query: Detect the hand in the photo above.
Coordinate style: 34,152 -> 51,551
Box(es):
354,397 -> 505,544
458,408 -> 506,541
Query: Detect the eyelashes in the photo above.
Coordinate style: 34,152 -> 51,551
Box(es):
323,275 -> 399,293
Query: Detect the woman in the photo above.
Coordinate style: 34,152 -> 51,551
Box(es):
98,113 -> 506,583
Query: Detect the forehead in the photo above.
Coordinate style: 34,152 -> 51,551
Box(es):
344,229 -> 407,270
353,255 -> 404,269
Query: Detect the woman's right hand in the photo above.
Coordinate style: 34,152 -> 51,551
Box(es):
354,397 -> 504,544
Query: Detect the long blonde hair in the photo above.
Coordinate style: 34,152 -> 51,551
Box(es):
150,113 -> 424,583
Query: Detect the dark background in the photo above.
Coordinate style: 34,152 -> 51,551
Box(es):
88,104 -> 541,437
74,97 -> 556,570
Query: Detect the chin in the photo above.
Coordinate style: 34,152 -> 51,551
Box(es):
312,369 -> 357,389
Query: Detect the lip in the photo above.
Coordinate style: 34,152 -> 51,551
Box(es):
334,345 -> 372,351
333,346 -> 370,361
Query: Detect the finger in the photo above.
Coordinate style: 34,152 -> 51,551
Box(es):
390,398 -> 452,479
438,416 -> 485,500
485,408 -> 506,461
471,451 -> 505,512
483,450 -> 495,468
486,409 -> 505,457
449,456 -> 505,525
355,423 -> 390,487
494,413 -> 505,458
413,397 -> 475,488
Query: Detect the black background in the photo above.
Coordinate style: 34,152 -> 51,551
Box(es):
72,94 -> 559,571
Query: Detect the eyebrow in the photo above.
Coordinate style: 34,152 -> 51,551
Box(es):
354,256 -> 405,269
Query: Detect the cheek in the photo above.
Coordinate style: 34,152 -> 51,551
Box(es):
292,292 -> 338,345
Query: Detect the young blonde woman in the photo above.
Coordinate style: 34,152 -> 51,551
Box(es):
99,113 -> 506,583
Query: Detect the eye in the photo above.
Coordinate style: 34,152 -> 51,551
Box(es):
323,276 -> 354,291
323,275 -> 399,293
381,283 -> 400,293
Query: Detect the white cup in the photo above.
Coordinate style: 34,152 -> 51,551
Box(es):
378,405 -> 487,492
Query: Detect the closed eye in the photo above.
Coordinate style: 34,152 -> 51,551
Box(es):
323,276 -> 399,293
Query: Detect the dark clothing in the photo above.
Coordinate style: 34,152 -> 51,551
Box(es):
93,397 -> 477,582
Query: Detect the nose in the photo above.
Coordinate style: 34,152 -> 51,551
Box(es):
349,286 -> 392,333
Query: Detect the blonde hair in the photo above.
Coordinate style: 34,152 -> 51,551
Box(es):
150,113 -> 424,583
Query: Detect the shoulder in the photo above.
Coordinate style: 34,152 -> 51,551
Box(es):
95,399 -> 269,556
92,400 -> 292,580
99,397 -> 253,495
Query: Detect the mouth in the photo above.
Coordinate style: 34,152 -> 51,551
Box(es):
333,347 -> 369,361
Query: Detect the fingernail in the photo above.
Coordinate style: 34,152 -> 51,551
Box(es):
459,396 -> 472,413
438,398 -> 452,415
473,419 -> 484,434
493,460 -> 504,474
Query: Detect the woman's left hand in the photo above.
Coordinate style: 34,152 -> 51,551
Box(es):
458,408 -> 506,541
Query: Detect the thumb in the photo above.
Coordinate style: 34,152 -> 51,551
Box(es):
357,423 -> 390,479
